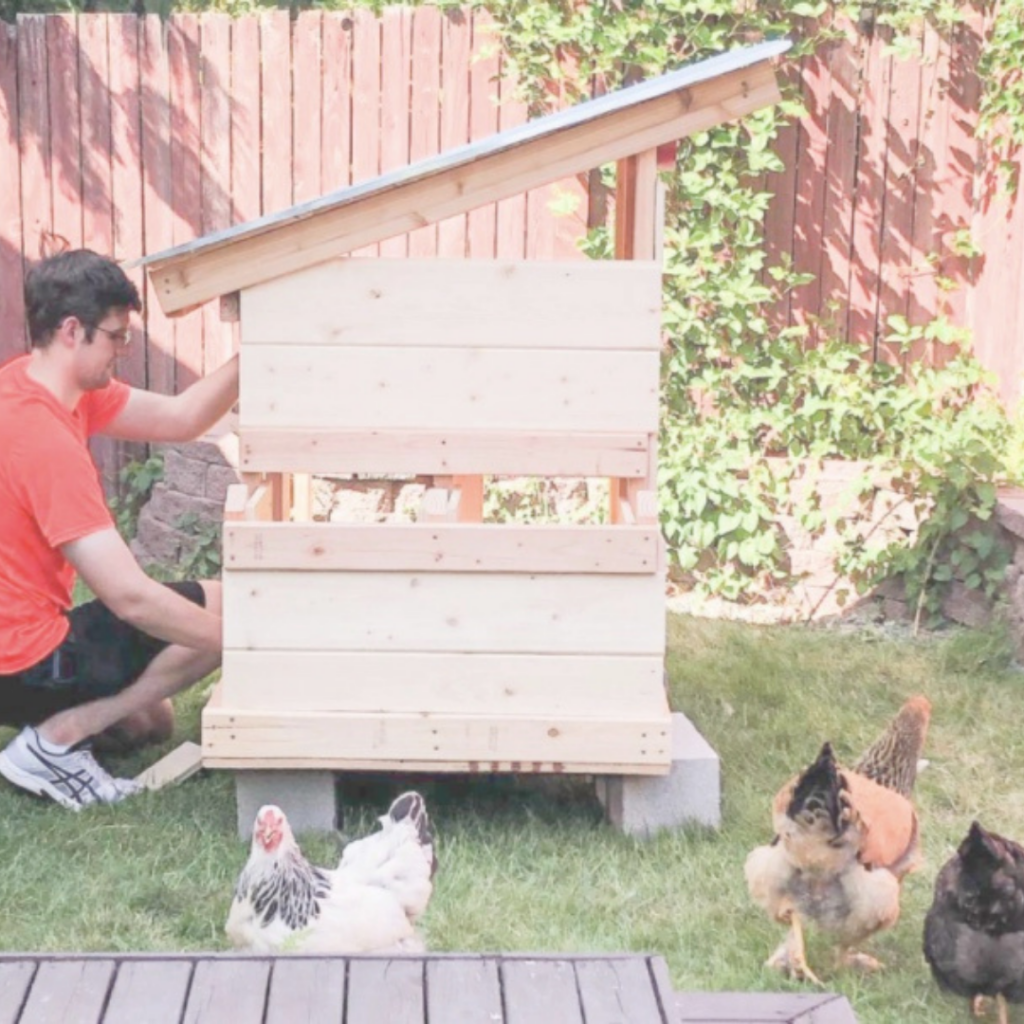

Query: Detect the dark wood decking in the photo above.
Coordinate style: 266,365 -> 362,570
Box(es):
0,953 -> 858,1024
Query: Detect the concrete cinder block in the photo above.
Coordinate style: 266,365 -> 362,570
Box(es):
597,712 -> 720,838
234,771 -> 338,838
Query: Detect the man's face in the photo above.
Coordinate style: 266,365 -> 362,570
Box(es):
74,307 -> 132,390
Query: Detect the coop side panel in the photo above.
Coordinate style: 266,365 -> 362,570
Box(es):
239,258 -> 664,349
222,568 -> 665,654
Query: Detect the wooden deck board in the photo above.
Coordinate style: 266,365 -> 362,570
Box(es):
0,954 -> 857,1023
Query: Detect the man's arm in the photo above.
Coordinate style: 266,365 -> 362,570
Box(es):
63,529 -> 222,652
104,354 -> 239,443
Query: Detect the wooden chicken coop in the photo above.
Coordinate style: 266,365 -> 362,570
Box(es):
140,40 -> 789,834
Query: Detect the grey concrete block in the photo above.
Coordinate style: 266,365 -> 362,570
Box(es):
598,712 -> 720,838
234,771 -> 338,838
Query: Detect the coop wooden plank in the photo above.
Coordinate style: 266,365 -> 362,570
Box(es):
18,960 -> 114,1024
0,961 -> 36,1024
222,570 -> 665,654
500,960 -> 584,1024
575,958 -> 666,1024
240,346 -> 659,433
240,259 -> 662,349
345,958 -> 424,1024
224,522 -> 660,573
239,428 -> 650,477
264,959 -> 346,1024
180,959 -> 270,1024
102,960 -> 193,1024
202,706 -> 671,767
219,651 -> 666,716
425,959 -> 503,1024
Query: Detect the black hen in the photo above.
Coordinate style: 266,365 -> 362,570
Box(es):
924,822 -> 1024,1024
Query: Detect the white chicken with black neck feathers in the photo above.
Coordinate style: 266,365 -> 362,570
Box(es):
226,791 -> 436,954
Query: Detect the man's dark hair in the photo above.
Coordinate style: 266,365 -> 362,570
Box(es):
25,249 -> 142,347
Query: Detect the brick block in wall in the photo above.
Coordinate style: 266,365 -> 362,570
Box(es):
162,450 -> 208,498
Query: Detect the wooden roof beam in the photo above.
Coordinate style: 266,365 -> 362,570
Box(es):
140,42 -> 788,315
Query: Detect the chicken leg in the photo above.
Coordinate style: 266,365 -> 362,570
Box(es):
766,910 -> 824,987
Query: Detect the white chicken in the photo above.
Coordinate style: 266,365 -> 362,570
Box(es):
225,791 -> 437,954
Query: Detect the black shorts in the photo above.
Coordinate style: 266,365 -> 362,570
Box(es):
0,580 -> 206,728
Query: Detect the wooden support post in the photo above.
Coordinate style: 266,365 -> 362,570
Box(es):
453,474 -> 484,522
610,148 -> 662,525
292,473 -> 314,522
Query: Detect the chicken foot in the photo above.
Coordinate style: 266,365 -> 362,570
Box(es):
971,994 -> 1010,1024
837,949 -> 885,973
765,911 -> 824,987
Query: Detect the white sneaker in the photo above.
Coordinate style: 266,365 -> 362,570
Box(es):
0,727 -> 141,810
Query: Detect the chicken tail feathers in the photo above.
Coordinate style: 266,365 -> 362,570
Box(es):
853,694 -> 930,798
387,791 -> 437,879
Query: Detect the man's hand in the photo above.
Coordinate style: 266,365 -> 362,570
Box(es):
62,529 -> 222,652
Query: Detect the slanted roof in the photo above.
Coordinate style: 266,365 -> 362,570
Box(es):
139,39 -> 790,316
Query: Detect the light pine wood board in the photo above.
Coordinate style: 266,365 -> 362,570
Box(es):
239,345 -> 660,433
219,651 -> 667,715
223,521 -> 661,573
238,427 -> 650,477
222,570 -> 666,654
240,259 -> 662,349
202,705 -> 671,767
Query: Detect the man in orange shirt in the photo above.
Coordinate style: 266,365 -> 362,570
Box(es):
0,249 -> 238,809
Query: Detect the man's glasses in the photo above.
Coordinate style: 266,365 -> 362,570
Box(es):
90,324 -> 132,348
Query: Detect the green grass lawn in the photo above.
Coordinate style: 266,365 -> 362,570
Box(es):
0,612 -> 1021,1024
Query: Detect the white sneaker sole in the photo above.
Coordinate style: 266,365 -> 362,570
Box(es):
0,750 -> 84,811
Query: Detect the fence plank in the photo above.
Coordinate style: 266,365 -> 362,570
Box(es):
437,7 -> 470,257
293,10 -> 322,205
200,13 -> 232,375
320,11 -> 352,195
467,9 -> 499,259
0,20 -> 25,360
495,50 -> 527,259
169,14 -> 203,387
409,5 -> 441,257
140,14 -> 175,395
49,14 -> 82,251
260,9 -> 292,216
351,7 -> 381,257
380,6 -> 411,258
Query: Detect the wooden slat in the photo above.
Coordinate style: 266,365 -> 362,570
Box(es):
0,20 -> 25,361
346,959 -> 424,1024
575,958 -> 666,1024
103,960 -> 193,1024
351,7 -> 381,258
495,54 -> 527,259
467,9 -> 499,258
500,960 -> 584,1024
264,959 -> 346,1024
0,961 -> 36,1024
168,13 -> 203,387
292,11 -> 322,205
408,5 -> 442,257
230,15 -> 261,225
143,53 -> 784,313
109,14 -> 145,389
259,10 -> 291,215
80,14 -> 112,254
380,6 -> 411,259
222,569 -> 666,654
202,705 -> 670,767
140,14 -> 175,395
425,959 -> 503,1024
239,427 -> 649,476
240,346 -> 659,432
199,13 -> 232,376
219,651 -> 667,716
181,959 -> 270,1024
48,14 -> 82,250
437,8 -> 471,257
320,12 -> 352,195
16,15 -> 52,266
18,960 -> 115,1024
224,522 -> 660,573
240,258 -> 662,348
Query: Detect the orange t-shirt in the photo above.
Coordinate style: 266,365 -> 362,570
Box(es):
0,355 -> 130,673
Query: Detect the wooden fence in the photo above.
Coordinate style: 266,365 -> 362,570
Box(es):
0,6 -> 1022,487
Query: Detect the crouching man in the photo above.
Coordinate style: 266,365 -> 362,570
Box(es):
0,249 -> 238,809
